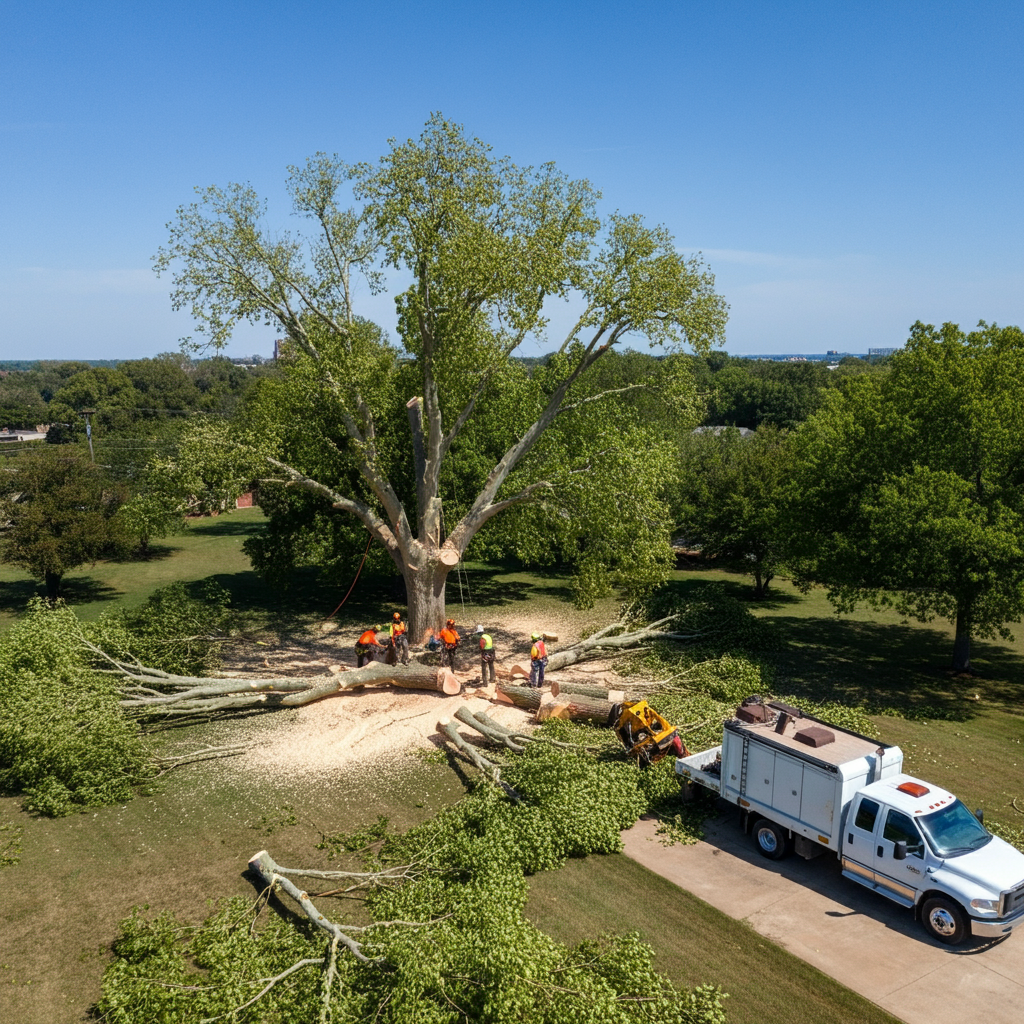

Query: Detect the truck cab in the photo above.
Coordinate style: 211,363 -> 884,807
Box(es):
842,775 -> 1024,943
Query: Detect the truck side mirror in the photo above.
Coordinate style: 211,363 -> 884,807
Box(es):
893,840 -> 907,861
974,808 -> 984,825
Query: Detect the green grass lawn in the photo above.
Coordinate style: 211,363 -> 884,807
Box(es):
0,507 -> 271,627
526,853 -> 901,1024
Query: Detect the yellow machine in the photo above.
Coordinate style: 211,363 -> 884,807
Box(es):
612,700 -> 687,767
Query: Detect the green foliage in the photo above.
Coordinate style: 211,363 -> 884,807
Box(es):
0,448 -> 131,598
792,320 -> 1024,668
0,821 -> 23,868
92,580 -> 234,676
98,745 -> 728,1023
672,426 -> 794,597
0,600 -> 151,816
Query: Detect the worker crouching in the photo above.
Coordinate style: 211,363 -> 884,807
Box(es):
355,626 -> 384,667
475,625 -> 495,684
529,632 -> 548,688
390,612 -> 409,665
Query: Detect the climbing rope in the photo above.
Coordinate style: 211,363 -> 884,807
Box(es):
321,533 -> 373,623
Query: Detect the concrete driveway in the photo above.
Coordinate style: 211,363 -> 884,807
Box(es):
622,812 -> 1024,1024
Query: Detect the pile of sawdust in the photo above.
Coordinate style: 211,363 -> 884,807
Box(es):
232,685 -> 533,783
218,610 -> 625,783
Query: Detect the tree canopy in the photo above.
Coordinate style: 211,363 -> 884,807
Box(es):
791,320 -> 1024,670
0,449 -> 130,598
155,115 -> 728,632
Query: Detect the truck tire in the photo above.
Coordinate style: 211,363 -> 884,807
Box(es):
921,896 -> 967,945
753,819 -> 789,860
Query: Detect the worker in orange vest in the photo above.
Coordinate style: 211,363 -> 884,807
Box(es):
355,625 -> 384,667
438,618 -> 460,670
529,631 -> 548,688
389,612 -> 409,665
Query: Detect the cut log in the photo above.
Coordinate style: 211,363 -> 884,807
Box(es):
537,698 -> 572,722
494,684 -> 543,713
550,680 -> 635,702
541,632 -> 559,642
387,668 -> 463,696
510,664 -> 530,679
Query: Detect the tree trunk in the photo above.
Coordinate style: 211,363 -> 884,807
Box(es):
404,559 -> 451,641
44,571 -> 62,601
496,684 -> 618,725
953,602 -> 972,673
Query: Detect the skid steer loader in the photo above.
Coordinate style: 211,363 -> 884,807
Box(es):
611,700 -> 686,767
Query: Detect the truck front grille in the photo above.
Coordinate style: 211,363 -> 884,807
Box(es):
1001,881 -> 1024,918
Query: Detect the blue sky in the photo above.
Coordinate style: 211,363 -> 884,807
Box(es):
1,1 -> 1021,360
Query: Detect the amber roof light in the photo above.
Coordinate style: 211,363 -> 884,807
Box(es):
897,782 -> 930,798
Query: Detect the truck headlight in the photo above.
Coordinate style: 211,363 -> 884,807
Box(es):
970,898 -> 999,912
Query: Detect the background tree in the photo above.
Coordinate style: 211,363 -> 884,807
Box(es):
791,320 -> 1024,671
673,426 -> 792,598
0,449 -> 130,598
156,115 -> 727,634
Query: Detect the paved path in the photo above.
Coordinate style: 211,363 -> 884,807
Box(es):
622,814 -> 1024,1024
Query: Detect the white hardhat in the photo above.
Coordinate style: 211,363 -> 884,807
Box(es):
474,624 -> 485,634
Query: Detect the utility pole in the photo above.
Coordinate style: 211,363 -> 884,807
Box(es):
80,409 -> 96,463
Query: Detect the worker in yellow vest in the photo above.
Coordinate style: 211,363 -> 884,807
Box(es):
355,626 -> 384,667
475,625 -> 495,684
529,632 -> 548,688
389,612 -> 409,665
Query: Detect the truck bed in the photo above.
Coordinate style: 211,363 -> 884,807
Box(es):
675,745 -> 723,793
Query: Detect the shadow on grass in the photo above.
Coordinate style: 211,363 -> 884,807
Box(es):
658,572 -> 804,610
0,575 -> 122,613
764,614 -> 1024,721
186,516 -> 268,539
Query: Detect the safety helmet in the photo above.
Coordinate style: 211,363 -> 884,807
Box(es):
531,631 -> 541,641
446,618 -> 455,628
474,624 -> 484,634
374,624 -> 382,632
393,612 -> 401,621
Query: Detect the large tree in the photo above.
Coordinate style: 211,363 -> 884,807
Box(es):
674,426 -> 792,598
155,116 -> 727,635
0,449 -> 129,598
792,320 -> 1024,671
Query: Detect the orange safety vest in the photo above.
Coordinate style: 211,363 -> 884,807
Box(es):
390,621 -> 406,637
357,630 -> 378,646
531,640 -> 547,660
439,628 -> 459,647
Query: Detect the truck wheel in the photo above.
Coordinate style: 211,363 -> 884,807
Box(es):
921,897 -> 967,945
753,820 -> 789,860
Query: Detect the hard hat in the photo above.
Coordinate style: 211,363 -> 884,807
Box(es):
474,624 -> 484,634
374,624 -> 382,632
446,618 -> 455,627
531,631 -> 541,640
393,612 -> 401,620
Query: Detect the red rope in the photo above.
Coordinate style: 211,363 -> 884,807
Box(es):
322,533 -> 373,622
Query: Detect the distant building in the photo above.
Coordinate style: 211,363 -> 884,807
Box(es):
693,425 -> 754,438
0,429 -> 47,443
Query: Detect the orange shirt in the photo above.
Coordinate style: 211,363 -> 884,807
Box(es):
439,628 -> 459,646
531,640 -> 547,660
390,621 -> 406,637
358,630 -> 378,646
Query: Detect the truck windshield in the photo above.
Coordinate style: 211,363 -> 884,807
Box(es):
918,801 -> 991,857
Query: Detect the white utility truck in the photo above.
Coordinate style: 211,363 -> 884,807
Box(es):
675,697 -> 1024,945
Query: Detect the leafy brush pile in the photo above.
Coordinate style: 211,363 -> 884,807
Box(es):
0,600 -> 152,816
97,745 -> 728,1024
92,580 -> 234,676
0,584 -> 234,816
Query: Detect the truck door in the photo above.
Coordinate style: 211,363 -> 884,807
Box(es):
873,807 -> 925,906
842,795 -> 880,886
